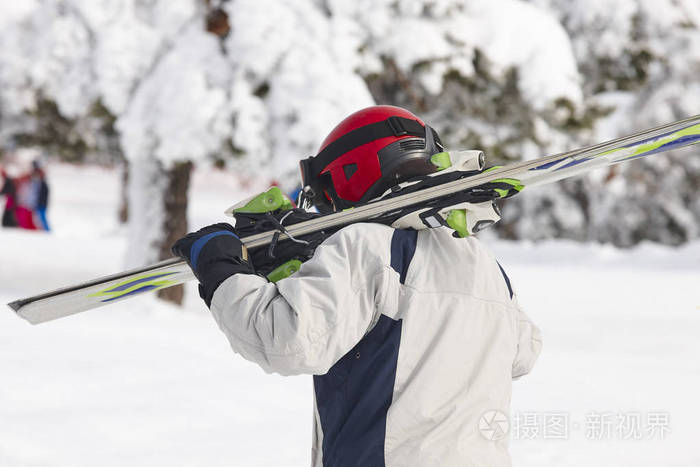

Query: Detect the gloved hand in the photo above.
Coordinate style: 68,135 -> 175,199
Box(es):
172,223 -> 255,307
232,208 -> 325,276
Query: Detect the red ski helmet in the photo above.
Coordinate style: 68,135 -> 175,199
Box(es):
299,105 -> 444,213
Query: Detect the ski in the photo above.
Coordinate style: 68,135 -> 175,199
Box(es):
8,113 -> 700,324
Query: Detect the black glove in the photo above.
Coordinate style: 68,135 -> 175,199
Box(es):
172,223 -> 255,307
232,208 -> 325,276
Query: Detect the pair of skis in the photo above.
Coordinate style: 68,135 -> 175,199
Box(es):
8,113 -> 700,325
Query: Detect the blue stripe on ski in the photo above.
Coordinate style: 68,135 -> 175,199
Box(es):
530,156 -> 592,172
623,134 -> 700,160
101,285 -> 160,302
554,157 -> 593,171
530,158 -> 567,170
530,121 -> 700,171
619,121 -> 700,148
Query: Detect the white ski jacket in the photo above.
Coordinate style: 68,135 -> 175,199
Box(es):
209,223 -> 542,467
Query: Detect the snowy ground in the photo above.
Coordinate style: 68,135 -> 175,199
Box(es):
1,163 -> 699,466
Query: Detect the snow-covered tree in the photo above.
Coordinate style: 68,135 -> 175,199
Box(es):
2,0 -> 373,298
523,0 -> 700,245
1,0 -> 698,283
117,0 -> 372,305
321,0 -> 597,241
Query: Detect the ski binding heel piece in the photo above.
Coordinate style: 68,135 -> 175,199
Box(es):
224,186 -> 294,216
429,149 -> 485,173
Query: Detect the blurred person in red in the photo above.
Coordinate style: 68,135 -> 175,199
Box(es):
14,172 -> 38,230
9,160 -> 50,231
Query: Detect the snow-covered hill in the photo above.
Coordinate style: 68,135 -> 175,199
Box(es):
1,163 -> 699,466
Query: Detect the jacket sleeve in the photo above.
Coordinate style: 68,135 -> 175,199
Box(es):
511,293 -> 542,380
208,224 -> 392,376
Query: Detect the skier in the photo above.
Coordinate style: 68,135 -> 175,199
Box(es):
172,105 -> 542,466
0,168 -> 18,227
30,160 -> 50,231
14,173 -> 38,230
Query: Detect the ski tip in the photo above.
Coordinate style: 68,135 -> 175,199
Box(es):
7,300 -> 46,325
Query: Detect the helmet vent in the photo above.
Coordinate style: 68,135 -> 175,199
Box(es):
343,163 -> 358,180
399,139 -> 425,151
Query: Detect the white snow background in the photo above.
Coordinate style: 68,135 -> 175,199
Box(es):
1,163 -> 699,466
